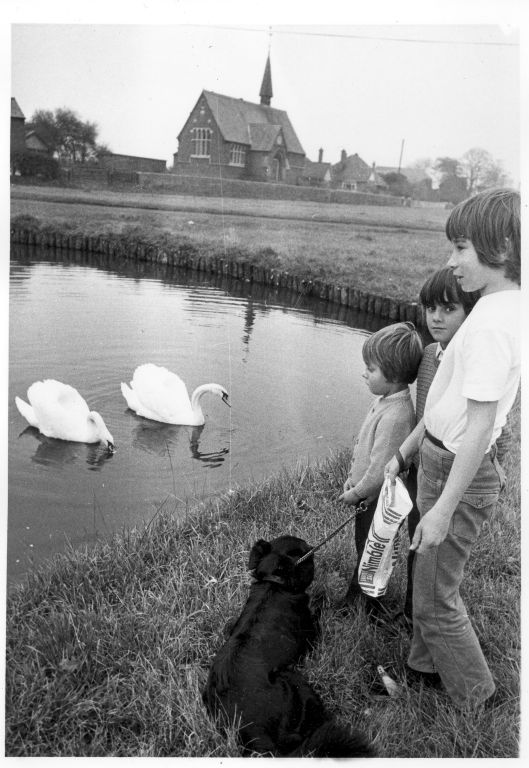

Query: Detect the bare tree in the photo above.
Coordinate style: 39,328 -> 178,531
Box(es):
460,147 -> 510,194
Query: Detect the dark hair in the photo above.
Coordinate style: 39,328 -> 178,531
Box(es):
445,188 -> 520,284
362,321 -> 423,384
419,266 -> 480,315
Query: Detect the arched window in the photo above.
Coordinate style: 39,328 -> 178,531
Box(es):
191,128 -> 212,158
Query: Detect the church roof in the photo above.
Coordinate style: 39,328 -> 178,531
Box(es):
197,90 -> 305,156
248,123 -> 282,151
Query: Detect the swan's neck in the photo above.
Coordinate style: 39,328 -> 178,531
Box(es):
190,385 -> 215,414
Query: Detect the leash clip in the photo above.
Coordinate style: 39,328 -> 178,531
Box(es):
295,499 -> 366,566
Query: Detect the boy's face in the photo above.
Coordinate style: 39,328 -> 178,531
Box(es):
424,301 -> 467,348
447,239 -> 492,293
363,362 -> 394,396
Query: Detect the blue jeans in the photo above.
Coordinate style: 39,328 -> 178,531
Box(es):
409,435 -> 503,707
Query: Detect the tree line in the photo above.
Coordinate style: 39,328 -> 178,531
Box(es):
383,149 -> 511,204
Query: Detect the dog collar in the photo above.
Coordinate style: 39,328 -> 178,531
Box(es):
256,575 -> 285,585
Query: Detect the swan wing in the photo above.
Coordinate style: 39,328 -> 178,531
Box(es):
121,382 -> 142,413
26,380 -> 92,440
15,396 -> 39,428
130,364 -> 194,423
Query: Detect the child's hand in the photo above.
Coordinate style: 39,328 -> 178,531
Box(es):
339,488 -> 360,506
343,477 -> 353,492
410,503 -> 452,553
384,454 -> 402,506
384,455 -> 401,485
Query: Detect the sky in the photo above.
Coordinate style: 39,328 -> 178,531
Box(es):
7,10 -> 522,184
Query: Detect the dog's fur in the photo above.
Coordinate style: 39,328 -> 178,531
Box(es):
203,534 -> 374,757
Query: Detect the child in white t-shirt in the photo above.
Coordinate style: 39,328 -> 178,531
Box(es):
385,188 -> 520,708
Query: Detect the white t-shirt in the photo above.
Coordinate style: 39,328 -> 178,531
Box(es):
424,290 -> 520,454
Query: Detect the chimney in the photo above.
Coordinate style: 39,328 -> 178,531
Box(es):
318,148 -> 323,163
341,149 -> 347,163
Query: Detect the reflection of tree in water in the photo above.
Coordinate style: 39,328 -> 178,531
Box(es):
21,427 -> 114,471
242,298 -> 256,357
13,246 -> 392,341
131,419 -> 228,467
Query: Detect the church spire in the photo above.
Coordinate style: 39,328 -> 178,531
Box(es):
259,53 -> 273,106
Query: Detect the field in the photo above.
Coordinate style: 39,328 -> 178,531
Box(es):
11,184 -> 451,301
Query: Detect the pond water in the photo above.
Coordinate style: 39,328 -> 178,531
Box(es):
8,245 -> 393,583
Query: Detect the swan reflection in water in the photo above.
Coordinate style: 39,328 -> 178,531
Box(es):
21,427 -> 115,471
131,419 -> 229,467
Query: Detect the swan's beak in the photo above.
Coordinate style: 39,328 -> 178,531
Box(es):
222,392 -> 231,408
107,442 -> 115,454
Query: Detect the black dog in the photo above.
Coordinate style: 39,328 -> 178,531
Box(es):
203,534 -> 374,757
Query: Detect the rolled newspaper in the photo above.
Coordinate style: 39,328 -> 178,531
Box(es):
358,476 -> 412,598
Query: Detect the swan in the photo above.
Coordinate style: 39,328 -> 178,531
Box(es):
15,380 -> 115,451
121,363 -> 230,426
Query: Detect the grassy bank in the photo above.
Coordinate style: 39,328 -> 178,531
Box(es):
6,404 -> 520,757
11,185 -> 450,301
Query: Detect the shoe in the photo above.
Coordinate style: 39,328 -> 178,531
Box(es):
405,665 -> 443,690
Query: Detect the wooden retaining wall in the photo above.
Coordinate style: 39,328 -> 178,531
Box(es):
10,225 -> 423,327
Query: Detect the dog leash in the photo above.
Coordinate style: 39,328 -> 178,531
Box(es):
295,498 -> 368,565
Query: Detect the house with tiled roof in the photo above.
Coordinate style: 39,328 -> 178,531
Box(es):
331,151 -> 387,191
25,129 -> 51,154
11,98 -> 52,156
173,55 -> 306,183
297,148 -> 332,187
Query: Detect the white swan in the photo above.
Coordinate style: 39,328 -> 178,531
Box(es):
15,380 -> 115,451
121,363 -> 230,426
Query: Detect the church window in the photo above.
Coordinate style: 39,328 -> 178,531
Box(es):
191,128 -> 212,157
229,144 -> 246,166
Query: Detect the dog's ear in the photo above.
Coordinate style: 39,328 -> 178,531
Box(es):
248,539 -> 271,571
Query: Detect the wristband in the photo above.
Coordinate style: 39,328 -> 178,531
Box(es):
395,449 -> 407,473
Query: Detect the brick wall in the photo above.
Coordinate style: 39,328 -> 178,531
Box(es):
99,154 -> 166,173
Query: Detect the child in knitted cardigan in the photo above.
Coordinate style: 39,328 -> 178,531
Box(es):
339,321 -> 423,616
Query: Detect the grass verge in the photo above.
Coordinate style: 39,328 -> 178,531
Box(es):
5,404 -> 520,757
11,185 -> 451,301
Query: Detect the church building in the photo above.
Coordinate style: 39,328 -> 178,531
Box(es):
172,55 -> 306,183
